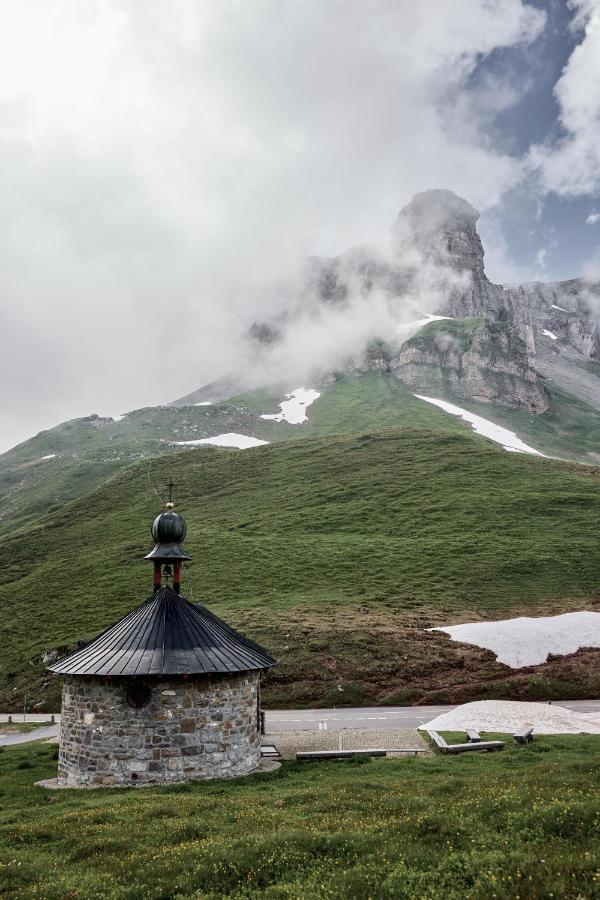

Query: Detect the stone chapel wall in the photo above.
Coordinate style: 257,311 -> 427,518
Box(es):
57,672 -> 260,787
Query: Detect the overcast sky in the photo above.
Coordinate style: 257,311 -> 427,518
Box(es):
2,0 -> 600,452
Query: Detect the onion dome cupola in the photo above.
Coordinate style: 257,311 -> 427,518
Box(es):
144,482 -> 191,594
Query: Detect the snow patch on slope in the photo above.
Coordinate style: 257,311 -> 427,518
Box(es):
551,304 -> 567,312
430,611 -> 600,668
414,313 -> 454,328
542,329 -> 558,340
194,401 -> 213,406
415,395 -> 544,456
396,313 -> 454,337
41,454 -> 56,461
420,699 -> 600,735
261,388 -> 321,424
171,433 -> 268,449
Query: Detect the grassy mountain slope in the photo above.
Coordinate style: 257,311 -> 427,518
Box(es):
232,370 -> 600,461
5,358 -> 600,535
0,404 -> 280,535
2,427 -> 600,711
0,375 -> 488,536
451,383 -> 600,461
228,374 -> 469,436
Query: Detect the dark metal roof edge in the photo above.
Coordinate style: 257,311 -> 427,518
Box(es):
192,602 -> 276,667
48,587 -> 276,676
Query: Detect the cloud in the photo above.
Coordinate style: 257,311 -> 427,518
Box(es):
583,249 -> 600,280
529,0 -> 600,197
0,1 -> 547,451
586,212 -> 600,225
245,237 -> 474,388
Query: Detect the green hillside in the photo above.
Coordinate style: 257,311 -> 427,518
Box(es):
6,369 -> 600,536
0,404 -> 280,535
0,375 -> 481,536
443,383 -> 600,461
228,374 -> 468,437
2,427 -> 600,711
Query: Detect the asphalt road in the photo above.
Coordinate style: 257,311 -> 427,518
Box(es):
264,699 -> 600,731
2,700 -> 600,745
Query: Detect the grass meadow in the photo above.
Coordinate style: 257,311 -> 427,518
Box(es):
0,735 -> 599,898
3,427 -> 600,710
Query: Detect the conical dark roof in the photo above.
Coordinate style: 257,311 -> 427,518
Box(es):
48,587 -> 276,677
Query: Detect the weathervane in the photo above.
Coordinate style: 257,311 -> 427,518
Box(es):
166,478 -> 175,510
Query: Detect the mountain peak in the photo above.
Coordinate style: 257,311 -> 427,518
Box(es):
391,188 -> 484,276
399,188 -> 479,225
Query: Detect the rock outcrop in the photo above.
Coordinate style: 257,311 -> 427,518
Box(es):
175,188 -> 600,414
305,191 -> 600,412
389,319 -> 549,413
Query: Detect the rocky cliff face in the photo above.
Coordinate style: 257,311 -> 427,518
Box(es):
389,319 -> 549,414
172,189 -> 600,414
338,318 -> 549,414
274,190 -> 600,413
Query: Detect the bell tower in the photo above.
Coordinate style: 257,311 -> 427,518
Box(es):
144,481 -> 190,593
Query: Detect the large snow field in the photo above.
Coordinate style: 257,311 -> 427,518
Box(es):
430,611 -> 600,668
171,433 -> 269,449
261,388 -> 321,424
420,699 -> 600,735
414,394 -> 544,455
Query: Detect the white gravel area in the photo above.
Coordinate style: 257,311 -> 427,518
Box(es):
419,700 -> 600,735
430,611 -> 600,668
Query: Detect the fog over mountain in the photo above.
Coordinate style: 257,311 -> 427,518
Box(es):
2,1 -> 600,452
173,187 -> 600,415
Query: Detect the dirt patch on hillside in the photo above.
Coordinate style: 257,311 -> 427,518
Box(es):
245,600 -> 600,708
8,598 -> 600,714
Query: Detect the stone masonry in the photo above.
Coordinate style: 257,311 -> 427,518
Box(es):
57,672 -> 261,787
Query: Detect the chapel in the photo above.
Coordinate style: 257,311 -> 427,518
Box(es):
48,498 -> 275,787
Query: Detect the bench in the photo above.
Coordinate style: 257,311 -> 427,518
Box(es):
296,750 -> 387,762
428,730 -> 450,752
427,730 -> 505,754
513,726 -> 534,745
466,729 -> 481,743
